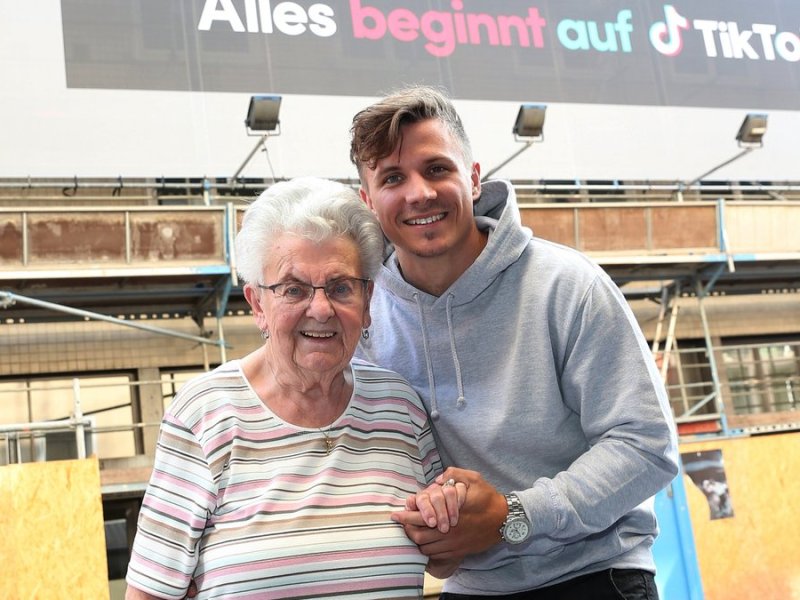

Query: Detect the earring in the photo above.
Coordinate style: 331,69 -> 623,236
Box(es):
361,328 -> 370,340
260,329 -> 270,340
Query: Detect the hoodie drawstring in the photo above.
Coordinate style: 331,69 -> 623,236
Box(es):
414,292 -> 467,421
445,294 -> 466,410
413,293 -> 440,420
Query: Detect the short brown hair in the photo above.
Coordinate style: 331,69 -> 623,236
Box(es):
349,85 -> 473,179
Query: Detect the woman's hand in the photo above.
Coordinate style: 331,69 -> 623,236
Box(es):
400,474 -> 468,533
392,467 -> 508,574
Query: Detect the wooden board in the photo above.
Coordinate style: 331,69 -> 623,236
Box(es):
0,457 -> 110,599
680,433 -> 800,600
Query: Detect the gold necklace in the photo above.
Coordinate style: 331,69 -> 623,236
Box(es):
319,426 -> 335,454
261,349 -> 347,455
313,376 -> 351,455
317,384 -> 351,454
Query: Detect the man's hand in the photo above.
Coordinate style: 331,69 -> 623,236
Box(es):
392,468 -> 508,564
426,556 -> 464,579
404,475 -> 468,533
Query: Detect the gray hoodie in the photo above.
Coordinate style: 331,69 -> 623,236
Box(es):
356,179 -> 679,594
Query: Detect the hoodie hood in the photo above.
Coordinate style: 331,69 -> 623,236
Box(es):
362,179 -> 532,422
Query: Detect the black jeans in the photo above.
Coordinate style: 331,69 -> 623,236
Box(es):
439,568 -> 659,600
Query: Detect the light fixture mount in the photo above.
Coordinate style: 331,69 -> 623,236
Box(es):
230,94 -> 283,184
482,102 -> 547,181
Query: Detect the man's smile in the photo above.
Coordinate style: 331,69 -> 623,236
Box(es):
405,212 -> 446,226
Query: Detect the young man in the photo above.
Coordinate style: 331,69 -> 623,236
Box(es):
350,86 -> 679,599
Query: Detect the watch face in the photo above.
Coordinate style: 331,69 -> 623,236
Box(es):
505,518 -> 530,543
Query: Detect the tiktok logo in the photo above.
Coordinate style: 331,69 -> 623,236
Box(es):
649,5 -> 689,56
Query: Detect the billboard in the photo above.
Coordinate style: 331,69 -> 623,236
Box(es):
62,0 -> 800,109
0,0 -> 797,180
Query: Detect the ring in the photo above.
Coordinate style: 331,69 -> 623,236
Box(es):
443,478 -> 456,487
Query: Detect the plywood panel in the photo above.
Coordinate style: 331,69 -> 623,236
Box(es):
28,213 -> 126,263
725,204 -> 800,254
522,204 -> 721,254
579,207 -> 647,251
0,458 -> 110,600
651,205 -> 718,250
0,214 -> 23,264
680,434 -> 800,600
520,207 -> 575,247
131,211 -> 224,261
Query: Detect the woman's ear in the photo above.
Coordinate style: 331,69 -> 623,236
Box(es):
243,283 -> 268,331
361,280 -> 374,328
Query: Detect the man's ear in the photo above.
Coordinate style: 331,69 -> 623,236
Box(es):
359,187 -> 375,211
471,163 -> 481,201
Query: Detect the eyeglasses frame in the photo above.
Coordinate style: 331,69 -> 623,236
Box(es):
256,277 -> 370,306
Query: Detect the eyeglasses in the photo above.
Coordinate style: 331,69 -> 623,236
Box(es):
257,277 -> 370,306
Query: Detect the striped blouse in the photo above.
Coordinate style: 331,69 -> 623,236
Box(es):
126,359 -> 442,599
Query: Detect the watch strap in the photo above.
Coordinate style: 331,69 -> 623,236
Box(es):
499,492 -> 529,542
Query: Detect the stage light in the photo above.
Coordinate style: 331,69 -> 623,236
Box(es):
735,113 -> 767,147
677,113 -> 769,198
245,95 -> 282,133
231,95 -> 283,184
482,103 -> 547,181
513,103 -> 547,140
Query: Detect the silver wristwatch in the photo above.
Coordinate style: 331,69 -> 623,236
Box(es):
499,493 -> 531,544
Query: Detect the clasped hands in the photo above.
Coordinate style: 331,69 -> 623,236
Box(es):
393,468 -> 508,579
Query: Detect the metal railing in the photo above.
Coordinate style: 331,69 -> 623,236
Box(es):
664,340 -> 800,431
2,340 -> 800,466
2,177 -> 800,206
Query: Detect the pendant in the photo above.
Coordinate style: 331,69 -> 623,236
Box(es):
324,436 -> 334,454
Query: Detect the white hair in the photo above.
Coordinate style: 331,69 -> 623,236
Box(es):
235,177 -> 384,284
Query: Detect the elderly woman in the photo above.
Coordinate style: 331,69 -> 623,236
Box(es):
125,177 -> 462,600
